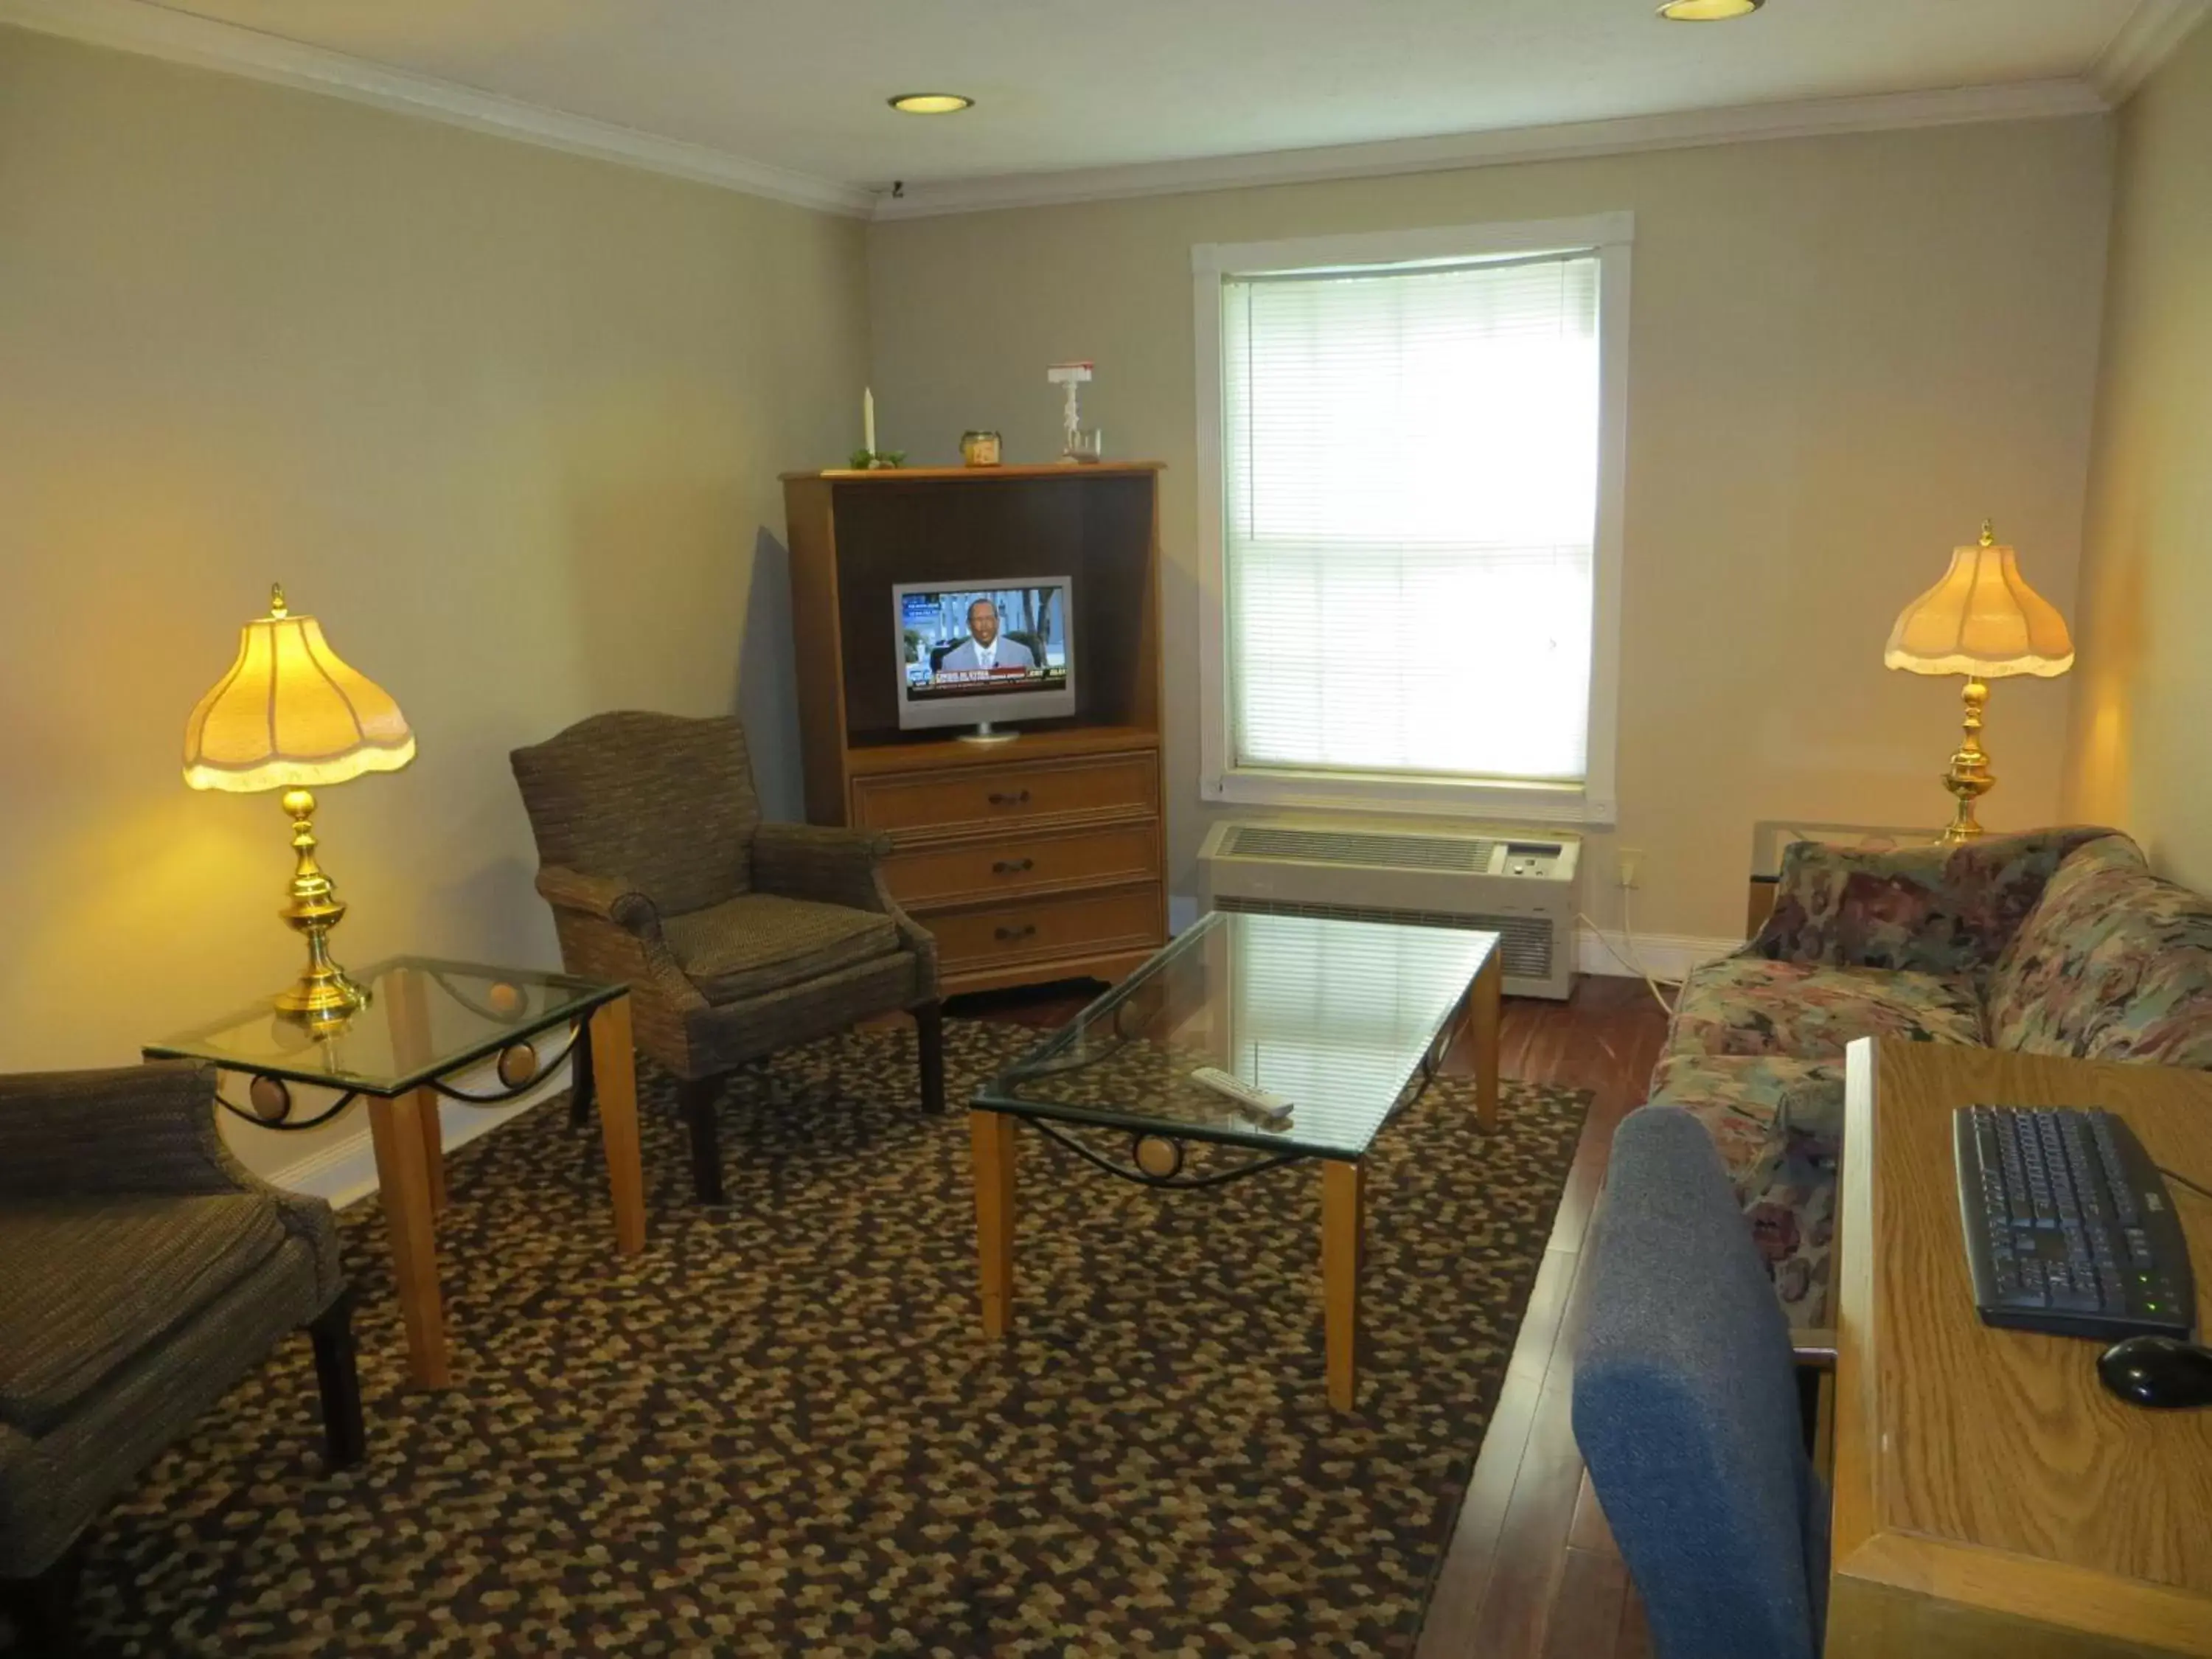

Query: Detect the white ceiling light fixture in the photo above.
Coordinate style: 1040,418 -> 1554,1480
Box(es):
1657,0 -> 1764,18
889,93 -> 975,114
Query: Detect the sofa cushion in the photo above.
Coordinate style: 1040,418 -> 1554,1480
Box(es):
1987,835 -> 2212,1068
1669,957 -> 1985,1060
664,892 -> 900,1005
1753,827 -> 2119,978
0,1195 -> 289,1435
1647,1053 -> 1846,1175
1644,1055 -> 1845,1328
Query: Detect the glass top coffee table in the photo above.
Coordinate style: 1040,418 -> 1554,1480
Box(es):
970,911 -> 1503,1411
146,956 -> 644,1389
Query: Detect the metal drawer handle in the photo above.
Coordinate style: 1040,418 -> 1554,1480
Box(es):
995,923 -> 1038,942
987,789 -> 1032,807
992,858 -> 1034,875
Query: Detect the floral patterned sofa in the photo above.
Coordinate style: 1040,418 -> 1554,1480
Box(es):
1646,827 -> 2212,1328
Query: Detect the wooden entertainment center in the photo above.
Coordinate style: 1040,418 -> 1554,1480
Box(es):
779,463 -> 1168,994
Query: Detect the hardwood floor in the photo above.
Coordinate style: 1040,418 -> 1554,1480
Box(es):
949,970 -> 1673,1659
1411,974 -> 1669,1659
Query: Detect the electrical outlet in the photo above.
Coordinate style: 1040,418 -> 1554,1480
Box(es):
1616,849 -> 1644,890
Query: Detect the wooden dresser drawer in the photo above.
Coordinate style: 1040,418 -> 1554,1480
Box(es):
853,751 -> 1156,835
886,821 -> 1160,908
927,884 -> 1164,971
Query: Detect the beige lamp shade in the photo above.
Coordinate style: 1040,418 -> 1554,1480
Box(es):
183,585 -> 414,793
1884,523 -> 2074,679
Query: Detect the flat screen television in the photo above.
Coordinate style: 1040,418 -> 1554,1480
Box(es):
894,577 -> 1076,741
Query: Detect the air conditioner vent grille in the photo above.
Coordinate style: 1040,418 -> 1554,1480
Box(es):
1221,824 -> 1495,872
1213,897 -> 1553,981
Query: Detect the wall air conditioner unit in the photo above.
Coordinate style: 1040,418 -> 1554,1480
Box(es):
1197,820 -> 1582,1000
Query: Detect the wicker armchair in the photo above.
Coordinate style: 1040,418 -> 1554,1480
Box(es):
0,1063 -> 362,1650
510,712 -> 944,1203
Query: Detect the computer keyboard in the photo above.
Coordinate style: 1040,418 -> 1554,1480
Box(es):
1954,1105 -> 2196,1341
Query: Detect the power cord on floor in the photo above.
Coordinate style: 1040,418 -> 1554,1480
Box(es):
1578,888 -> 1677,1016
2158,1162 -> 2212,1204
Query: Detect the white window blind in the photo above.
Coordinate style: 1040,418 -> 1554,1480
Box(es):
1229,919 -> 1481,1110
1221,251 -> 1601,783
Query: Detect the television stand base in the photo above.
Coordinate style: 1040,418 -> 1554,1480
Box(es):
958,722 -> 1020,745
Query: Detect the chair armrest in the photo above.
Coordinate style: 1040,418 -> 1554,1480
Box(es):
751,823 -> 896,914
1749,827 -> 2118,977
535,865 -> 664,933
1,1063 -> 267,1202
751,824 -> 939,1001
533,865 -> 706,1017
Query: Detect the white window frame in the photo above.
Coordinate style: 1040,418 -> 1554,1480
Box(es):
1192,212 -> 1632,826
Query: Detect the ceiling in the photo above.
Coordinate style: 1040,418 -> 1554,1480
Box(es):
22,1 -> 2190,201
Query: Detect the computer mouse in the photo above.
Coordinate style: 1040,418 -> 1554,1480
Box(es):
2098,1335 -> 2212,1409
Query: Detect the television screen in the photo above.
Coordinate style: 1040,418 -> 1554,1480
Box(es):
894,577 -> 1076,731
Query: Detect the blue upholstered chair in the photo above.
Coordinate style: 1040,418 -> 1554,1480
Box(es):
1572,1106 -> 1832,1659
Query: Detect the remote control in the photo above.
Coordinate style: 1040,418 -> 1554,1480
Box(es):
1190,1066 -> 1294,1124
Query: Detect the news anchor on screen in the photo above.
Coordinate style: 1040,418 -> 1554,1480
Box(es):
893,576 -> 1076,743
939,599 -> 1034,672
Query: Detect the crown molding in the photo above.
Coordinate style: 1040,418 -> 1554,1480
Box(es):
873,78 -> 2110,221
0,0 -> 2131,228
0,0 -> 874,218
2089,0 -> 2211,102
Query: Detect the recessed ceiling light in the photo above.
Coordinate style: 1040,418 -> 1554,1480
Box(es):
1657,0 -> 1763,18
889,93 -> 975,114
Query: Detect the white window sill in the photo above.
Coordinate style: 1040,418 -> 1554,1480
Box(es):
1201,768 -> 1616,828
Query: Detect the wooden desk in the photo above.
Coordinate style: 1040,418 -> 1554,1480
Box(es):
1831,1038 -> 2212,1657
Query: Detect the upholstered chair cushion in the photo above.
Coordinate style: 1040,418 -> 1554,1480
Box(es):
664,894 -> 901,1005
0,1196 -> 291,1435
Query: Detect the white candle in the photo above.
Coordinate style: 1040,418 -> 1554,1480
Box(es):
863,387 -> 876,456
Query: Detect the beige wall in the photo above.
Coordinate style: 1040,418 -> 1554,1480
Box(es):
0,27 -> 866,1111
2062,21 -> 2212,888
868,118 -> 2114,942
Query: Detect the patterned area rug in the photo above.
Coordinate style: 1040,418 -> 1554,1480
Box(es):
38,1020 -> 1587,1658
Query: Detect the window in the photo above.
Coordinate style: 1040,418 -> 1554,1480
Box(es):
1194,215 -> 1630,823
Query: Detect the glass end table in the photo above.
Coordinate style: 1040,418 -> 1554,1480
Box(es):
146,956 -> 644,1388
970,911 -> 1503,1411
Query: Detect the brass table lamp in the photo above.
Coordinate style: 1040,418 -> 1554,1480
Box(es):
1884,521 -> 2073,844
183,585 -> 414,1022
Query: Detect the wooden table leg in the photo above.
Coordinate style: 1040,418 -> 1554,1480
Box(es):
1322,1158 -> 1365,1412
1470,950 -> 1503,1133
589,995 -> 647,1256
415,1087 -> 448,1217
366,1090 -> 450,1388
970,1109 -> 1017,1338
386,965 -> 448,1216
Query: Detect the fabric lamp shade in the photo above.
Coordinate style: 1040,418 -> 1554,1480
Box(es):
1883,526 -> 2074,680
183,587 -> 414,793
